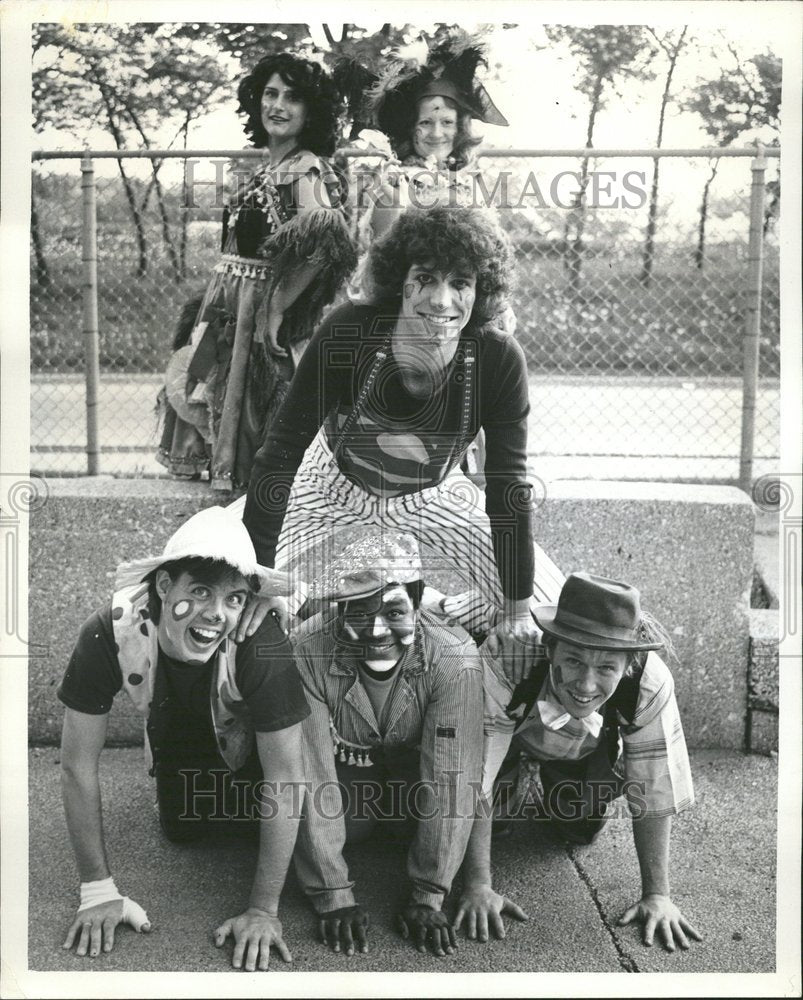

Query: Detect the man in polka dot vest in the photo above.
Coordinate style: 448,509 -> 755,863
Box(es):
57,506 -> 310,971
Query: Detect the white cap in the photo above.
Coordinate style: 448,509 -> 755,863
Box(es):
114,506 -> 293,597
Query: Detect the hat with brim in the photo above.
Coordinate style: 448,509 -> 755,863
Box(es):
417,78 -> 508,127
114,505 -> 295,598
165,345 -> 211,440
533,572 -> 663,652
309,531 -> 422,603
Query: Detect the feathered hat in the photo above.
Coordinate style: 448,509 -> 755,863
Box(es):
366,30 -> 508,152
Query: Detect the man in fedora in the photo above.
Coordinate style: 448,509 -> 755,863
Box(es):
455,572 -> 702,953
57,506 -> 310,970
290,531 -> 483,958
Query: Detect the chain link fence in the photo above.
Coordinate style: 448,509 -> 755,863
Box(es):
30,148 -> 780,485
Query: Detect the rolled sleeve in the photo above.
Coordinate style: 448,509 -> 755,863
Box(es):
622,685 -> 695,819
479,645 -> 517,797
407,645 -> 484,909
292,653 -> 356,913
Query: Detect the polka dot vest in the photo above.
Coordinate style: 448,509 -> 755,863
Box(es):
111,584 -> 255,772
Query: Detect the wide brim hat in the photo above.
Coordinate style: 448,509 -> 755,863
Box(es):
164,345 -> 211,440
114,505 -> 295,598
308,531 -> 422,603
533,572 -> 663,652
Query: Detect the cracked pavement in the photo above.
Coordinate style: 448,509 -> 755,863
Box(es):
26,747 -> 776,975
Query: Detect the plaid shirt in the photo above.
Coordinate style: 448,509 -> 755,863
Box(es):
481,649 -> 694,819
291,609 -> 483,912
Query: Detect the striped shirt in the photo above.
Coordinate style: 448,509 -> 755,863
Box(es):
242,301 -> 537,599
291,609 -> 483,912
481,649 -> 694,818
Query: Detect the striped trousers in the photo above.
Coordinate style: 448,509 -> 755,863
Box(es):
232,432 -> 565,633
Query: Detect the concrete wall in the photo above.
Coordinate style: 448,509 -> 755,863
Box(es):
28,478 -> 754,748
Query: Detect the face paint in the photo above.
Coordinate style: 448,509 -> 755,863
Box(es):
396,264 -> 477,373
156,570 -> 250,665
171,599 -> 193,620
339,585 -> 417,670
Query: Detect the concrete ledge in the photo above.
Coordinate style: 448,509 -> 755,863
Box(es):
746,608 -> 779,755
28,478 -> 754,748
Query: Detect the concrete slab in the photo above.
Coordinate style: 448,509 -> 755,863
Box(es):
574,749 -> 777,973
28,748 -> 620,974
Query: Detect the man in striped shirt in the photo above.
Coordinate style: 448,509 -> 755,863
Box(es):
455,572 -> 702,953
290,531 -> 483,957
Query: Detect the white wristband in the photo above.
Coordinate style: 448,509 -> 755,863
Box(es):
78,876 -> 122,912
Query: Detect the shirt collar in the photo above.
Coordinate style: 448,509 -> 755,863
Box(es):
536,675 -> 604,739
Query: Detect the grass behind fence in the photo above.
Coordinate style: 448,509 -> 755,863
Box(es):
30,226 -> 780,379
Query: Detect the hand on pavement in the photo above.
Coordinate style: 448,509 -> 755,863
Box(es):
453,884 -> 529,942
618,894 -> 702,952
63,896 -> 151,958
318,904 -> 369,956
397,904 -> 457,957
214,908 -> 292,971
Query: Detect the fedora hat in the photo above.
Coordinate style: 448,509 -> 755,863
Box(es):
308,531 -> 422,603
114,505 -> 295,598
533,572 -> 663,652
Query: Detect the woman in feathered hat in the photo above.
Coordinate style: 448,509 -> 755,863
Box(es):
157,52 -> 357,491
345,30 -> 513,329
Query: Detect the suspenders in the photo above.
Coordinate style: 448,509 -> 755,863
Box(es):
331,335 -> 477,467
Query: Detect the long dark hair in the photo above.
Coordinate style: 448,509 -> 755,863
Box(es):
237,53 -> 343,155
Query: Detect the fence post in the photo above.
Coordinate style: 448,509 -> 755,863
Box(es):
738,144 -> 767,495
80,152 -> 101,475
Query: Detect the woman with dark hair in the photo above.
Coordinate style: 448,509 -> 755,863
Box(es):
157,53 -> 356,490
231,205 -> 565,680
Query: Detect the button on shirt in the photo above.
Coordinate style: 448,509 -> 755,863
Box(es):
481,648 -> 694,818
291,609 -> 483,913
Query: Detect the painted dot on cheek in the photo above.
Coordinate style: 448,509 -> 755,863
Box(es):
172,600 -> 193,621
403,282 -> 415,299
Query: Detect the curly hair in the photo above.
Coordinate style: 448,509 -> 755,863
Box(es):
392,101 -> 481,171
368,205 -> 512,323
237,53 -> 343,156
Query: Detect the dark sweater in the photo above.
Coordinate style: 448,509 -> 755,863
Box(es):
243,300 -> 535,600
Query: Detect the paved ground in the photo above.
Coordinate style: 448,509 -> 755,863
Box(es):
30,373 -> 780,483
28,747 -> 777,976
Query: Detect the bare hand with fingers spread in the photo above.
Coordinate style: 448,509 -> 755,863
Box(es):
618,894 -> 702,952
214,907 -> 292,971
453,884 -> 528,942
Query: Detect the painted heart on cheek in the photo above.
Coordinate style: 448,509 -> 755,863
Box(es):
172,599 -> 194,621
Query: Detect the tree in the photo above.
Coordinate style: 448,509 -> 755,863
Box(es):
685,45 -> 780,269
544,26 -> 657,294
33,23 -> 231,278
639,26 -> 688,286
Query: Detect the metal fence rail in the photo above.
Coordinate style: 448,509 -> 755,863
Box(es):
30,146 -> 780,488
